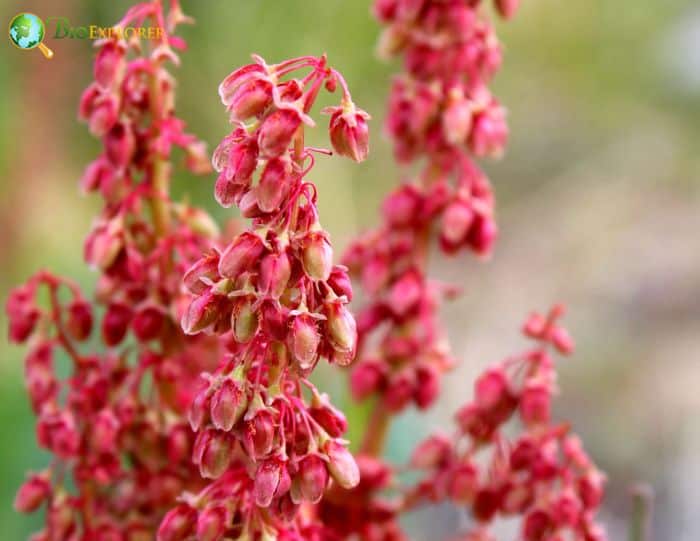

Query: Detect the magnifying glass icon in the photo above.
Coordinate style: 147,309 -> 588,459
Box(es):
8,13 -> 54,59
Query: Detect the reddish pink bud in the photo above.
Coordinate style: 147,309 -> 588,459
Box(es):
94,42 -> 126,88
441,199 -> 475,251
36,410 -> 80,459
324,300 -> 357,356
104,122 -> 135,168
226,77 -> 273,122
157,504 -> 197,541
243,409 -> 276,460
294,455 -> 329,504
288,313 -> 321,370
309,396 -> 348,438
495,0 -> 521,19
260,299 -> 290,341
86,94 -> 119,137
101,302 -> 132,346
218,232 -> 266,279
387,268 -> 422,318
255,457 -> 285,507
382,184 -> 422,227
510,436 -> 538,470
231,296 -> 259,343
467,216 -> 498,256
469,104 -> 508,158
327,105 -> 370,162
258,108 -> 303,158
259,250 -> 292,299
415,363 -> 441,409
189,386 -> 211,431
182,288 -> 227,335
84,222 -> 123,270
578,469 -> 606,510
219,62 -> 267,106
196,505 -> 228,541
475,367 -> 510,411
551,325 -> 574,355
448,462 -> 479,503
473,486 -> 502,522
301,231 -> 334,282
184,251 -> 221,295
519,382 -> 551,425
327,265 -> 353,300
324,440 -> 360,489
167,424 -> 192,464
256,156 -> 293,213
66,300 -> 92,341
384,371 -> 414,412
194,429 -> 234,479
6,284 -> 39,343
210,378 -> 247,431
92,409 -> 120,453
410,434 -> 452,468
132,305 -> 165,342
443,95 -> 472,145
14,473 -> 51,513
550,489 -> 582,526
350,359 -> 386,400
522,509 -> 552,541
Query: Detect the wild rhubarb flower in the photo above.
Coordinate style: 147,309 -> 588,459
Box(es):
405,308 -> 608,541
6,2 -> 221,538
168,53 -> 369,539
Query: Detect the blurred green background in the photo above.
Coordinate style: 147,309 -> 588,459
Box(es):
1,0 -> 699,539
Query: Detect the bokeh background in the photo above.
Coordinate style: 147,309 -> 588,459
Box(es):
1,0 -> 699,539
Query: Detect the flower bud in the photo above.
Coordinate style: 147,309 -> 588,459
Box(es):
448,462 -> 479,503
157,504 -> 197,541
350,359 -> 386,400
182,288 -> 227,335
94,41 -> 126,89
194,429 -> 234,479
288,313 -> 321,370
309,395 -> 348,438
522,509 -> 552,541
382,184 -> 422,227
189,386 -> 211,431
550,489 -> 582,527
232,296 -> 259,343
183,251 -> 221,295
196,505 -> 228,541
218,232 -> 266,279
226,78 -> 273,122
324,300 -> 357,356
260,299 -> 289,341
440,199 -> 474,252
324,440 -> 359,489
387,268 -> 422,318
293,455 -> 329,504
14,473 -> 51,513
66,300 -> 92,341
210,378 -> 247,432
410,434 -> 452,469
184,140 -> 212,175
92,409 -> 120,453
300,231 -> 333,282
469,104 -> 508,158
467,216 -> 497,256
243,409 -> 276,460
132,305 -> 165,342
259,250 -> 291,299
36,410 -> 80,459
519,382 -> 551,425
219,62 -> 267,106
167,424 -> 192,464
327,265 -> 353,300
258,108 -> 303,158
104,122 -> 135,168
495,0 -> 521,19
102,302 -> 132,346
255,457 -> 286,507
327,105 -> 370,162
578,469 -> 606,511
415,363 -> 440,409
384,371 -> 414,412
256,156 -> 293,213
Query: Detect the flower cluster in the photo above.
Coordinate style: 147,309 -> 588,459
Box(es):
346,0 -> 509,422
7,2 -> 222,538
408,307 -> 607,541
158,54 -> 371,540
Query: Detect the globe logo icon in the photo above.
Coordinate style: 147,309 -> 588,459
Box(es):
8,13 -> 54,59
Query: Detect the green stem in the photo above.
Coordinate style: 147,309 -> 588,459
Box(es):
629,484 -> 653,541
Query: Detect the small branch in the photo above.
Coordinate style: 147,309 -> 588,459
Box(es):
628,483 -> 654,541
360,400 -> 390,456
